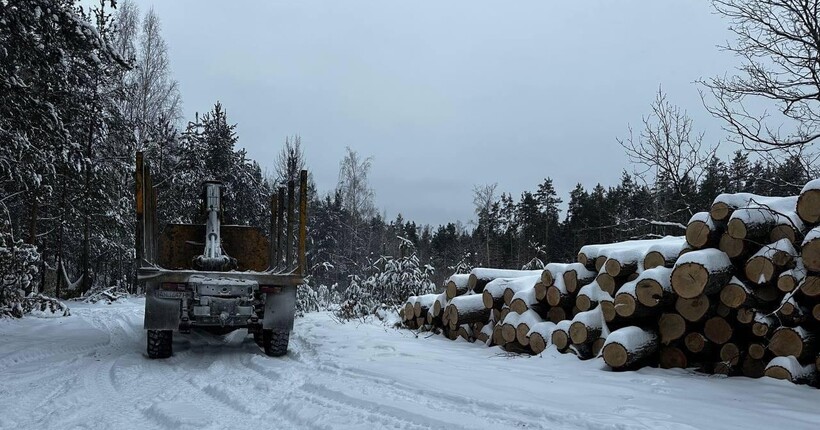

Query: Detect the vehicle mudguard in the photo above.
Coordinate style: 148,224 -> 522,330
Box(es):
262,286 -> 296,330
143,282 -> 181,330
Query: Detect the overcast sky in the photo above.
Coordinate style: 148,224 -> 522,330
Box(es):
128,0 -> 739,227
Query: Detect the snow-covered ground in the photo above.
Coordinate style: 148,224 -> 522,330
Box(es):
1,299 -> 819,430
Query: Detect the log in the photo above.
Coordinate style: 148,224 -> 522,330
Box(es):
510,287 -> 539,314
578,239 -> 665,272
742,356 -> 767,379
533,281 -> 548,302
545,276 -> 573,308
481,275 -> 540,310
675,295 -> 713,323
642,236 -> 687,270
561,264 -> 597,294
576,281 -> 606,312
800,275 -> 820,298
718,232 -> 752,260
736,307 -> 755,325
634,267 -> 674,309
659,345 -> 689,369
403,296 -> 418,322
445,274 -> 471,300
600,293 -> 616,323
569,306 -> 605,345
769,326 -> 816,362
748,342 -> 768,360
476,323 -> 494,344
431,293 -> 447,319
447,294 -> 491,330
501,312 -> 520,344
527,321 -> 556,354
671,249 -> 733,299
684,332 -> 713,355
596,272 -> 618,296
468,269 -> 542,294
803,227 -> 820,272
457,324 -> 474,342
777,293 -> 809,326
719,277 -> 763,309
704,316 -> 733,345
515,309 -> 544,346
778,258 -> 806,293
765,356 -> 818,385
491,323 -> 505,346
551,320 -> 572,352
659,313 -> 687,345
686,212 -> 723,249
797,179 -> 820,225
602,327 -> 658,370
413,294 -> 439,318
728,197 -> 801,243
547,306 -> 567,323
744,239 -> 797,285
604,255 -> 639,278
751,312 -> 780,337
719,342 -> 743,368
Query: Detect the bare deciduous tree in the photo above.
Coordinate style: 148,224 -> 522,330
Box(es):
702,0 -> 820,151
618,88 -> 718,217
472,183 -> 498,266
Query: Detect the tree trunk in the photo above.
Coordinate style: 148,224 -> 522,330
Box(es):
769,326 -> 816,362
446,294 -> 490,330
685,212 -> 723,249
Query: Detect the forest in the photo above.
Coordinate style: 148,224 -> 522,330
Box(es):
1,0 -> 818,318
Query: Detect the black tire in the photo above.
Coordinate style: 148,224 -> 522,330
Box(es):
262,328 -> 289,357
147,329 -> 173,359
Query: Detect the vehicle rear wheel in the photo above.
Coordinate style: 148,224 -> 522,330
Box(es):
147,329 -> 173,359
262,328 -> 289,357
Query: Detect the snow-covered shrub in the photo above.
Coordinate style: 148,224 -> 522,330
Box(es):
296,282 -> 341,316
0,231 -> 68,318
336,237 -> 436,320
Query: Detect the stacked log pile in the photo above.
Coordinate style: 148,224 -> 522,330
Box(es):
401,179 -> 820,387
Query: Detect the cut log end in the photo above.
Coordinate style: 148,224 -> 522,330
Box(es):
569,321 -> 589,344
603,343 -> 629,369
727,218 -> 748,240
685,220 -> 712,248
684,332 -> 708,354
636,280 -> 664,308
749,343 -> 766,360
614,293 -> 637,318
576,295 -> 592,312
551,329 -> 569,351
704,316 -> 733,345
642,251 -> 666,271
530,332 -> 547,354
547,306 -> 567,323
797,188 -> 820,224
676,295 -> 711,323
719,283 -> 748,309
710,201 -> 731,222
744,256 -> 774,285
659,313 -> 686,344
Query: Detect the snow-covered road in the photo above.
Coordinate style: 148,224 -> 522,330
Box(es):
1,299 -> 819,430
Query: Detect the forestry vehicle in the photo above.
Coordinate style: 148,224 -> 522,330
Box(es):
135,152 -> 307,358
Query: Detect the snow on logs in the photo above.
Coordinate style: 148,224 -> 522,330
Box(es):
445,274 -> 471,300
468,268 -> 542,294
446,294 -> 490,331
402,181 -> 820,387
602,327 -> 659,370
